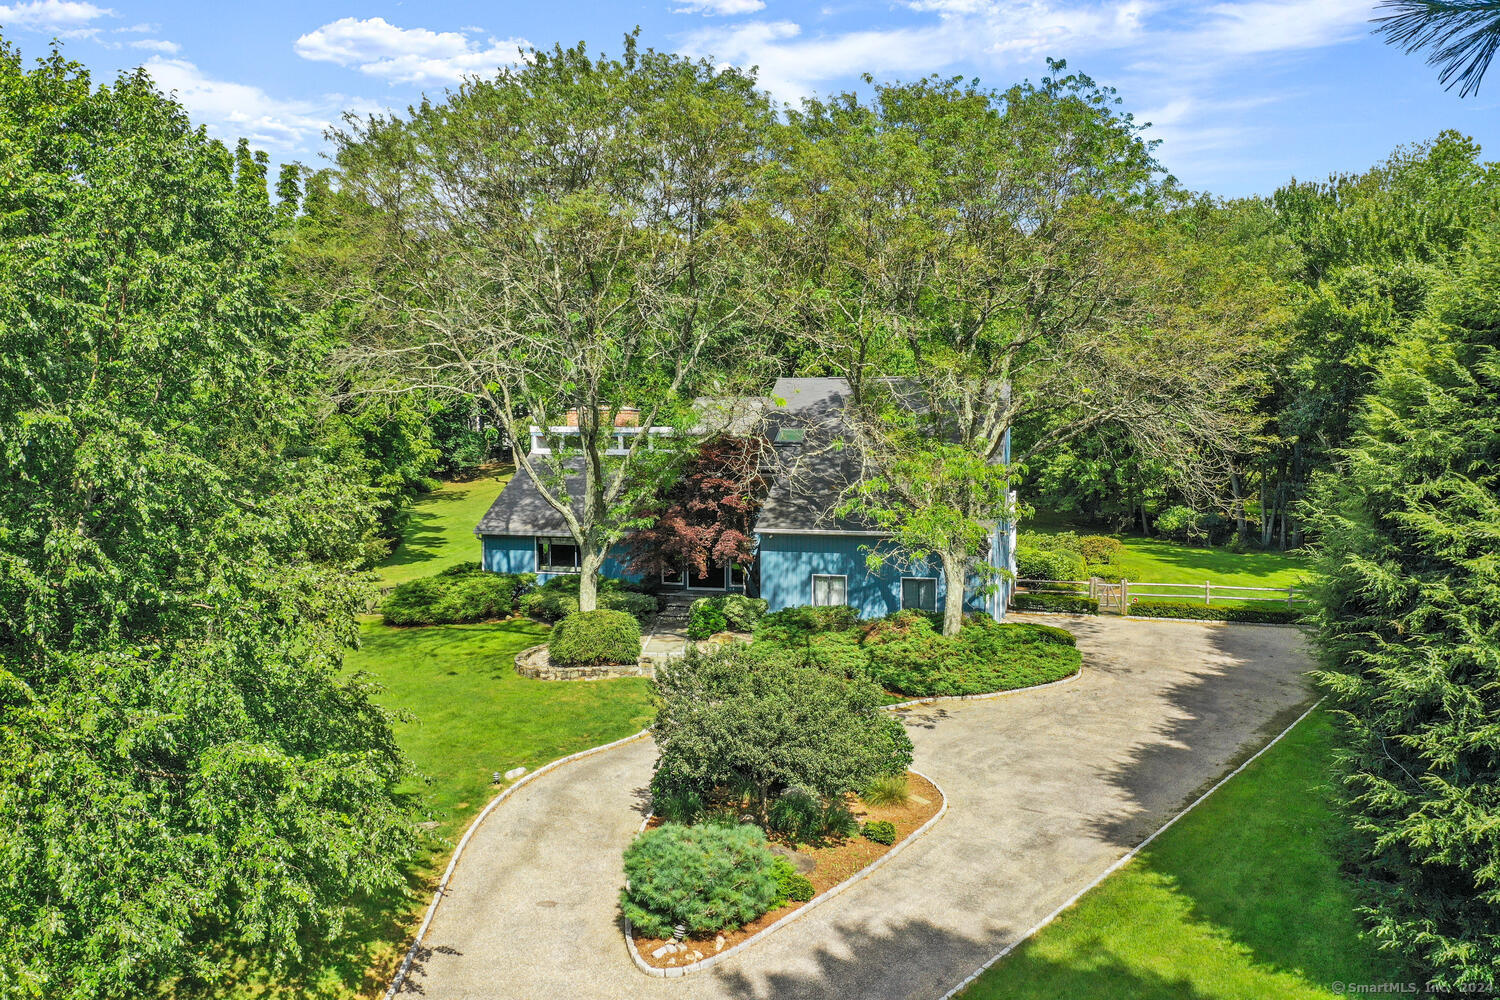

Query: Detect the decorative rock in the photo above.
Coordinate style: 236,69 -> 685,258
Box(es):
714,935 -> 725,953
690,950 -> 703,962
651,945 -> 671,959
504,766 -> 527,781
769,843 -> 817,874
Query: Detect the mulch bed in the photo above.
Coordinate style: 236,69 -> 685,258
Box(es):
632,770 -> 943,969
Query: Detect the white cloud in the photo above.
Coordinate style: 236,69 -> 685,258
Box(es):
682,2 -> 1150,100
129,38 -> 178,53
142,56 -> 347,152
674,0 -> 767,15
0,0 -> 113,31
1190,0 -> 1372,55
294,16 -> 530,85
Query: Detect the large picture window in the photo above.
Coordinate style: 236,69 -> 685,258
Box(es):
901,577 -> 937,612
811,574 -> 847,607
535,536 -> 581,573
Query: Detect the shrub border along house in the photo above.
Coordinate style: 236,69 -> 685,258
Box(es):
623,766 -> 950,979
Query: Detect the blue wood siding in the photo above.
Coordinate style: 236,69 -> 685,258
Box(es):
480,535 -> 641,585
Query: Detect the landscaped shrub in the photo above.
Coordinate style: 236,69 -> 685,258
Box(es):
1154,504 -> 1206,543
753,604 -> 861,642
867,716 -> 915,777
686,597 -> 729,639
770,856 -> 816,905
862,820 -> 896,845
1127,600 -> 1303,624
1014,545 -> 1087,584
381,568 -> 534,625
721,593 -> 768,631
743,629 -> 870,677
619,823 -> 780,938
860,774 -> 910,807
547,609 -> 642,666
520,577 -> 659,623
650,644 -> 911,826
1009,592 -> 1100,614
767,787 -> 824,844
862,617 -> 1082,697
1077,535 -> 1123,565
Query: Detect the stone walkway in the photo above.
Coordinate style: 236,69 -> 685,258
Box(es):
399,616 -> 1315,1000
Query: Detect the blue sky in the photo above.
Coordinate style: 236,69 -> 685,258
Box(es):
1,0 -> 1495,196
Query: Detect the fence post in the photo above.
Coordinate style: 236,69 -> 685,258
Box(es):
1205,580 -> 1211,606
1122,578 -> 1130,610
1287,586 -> 1295,608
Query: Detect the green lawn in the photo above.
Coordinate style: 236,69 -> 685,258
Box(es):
347,620 -> 655,841
375,466 -> 513,586
961,708 -> 1405,1000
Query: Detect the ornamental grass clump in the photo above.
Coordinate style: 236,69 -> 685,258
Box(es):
620,823 -> 780,938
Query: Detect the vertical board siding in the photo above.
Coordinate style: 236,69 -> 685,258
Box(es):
481,535 -> 642,585
757,533 -> 997,618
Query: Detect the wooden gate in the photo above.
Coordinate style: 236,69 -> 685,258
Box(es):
1090,577 -> 1126,614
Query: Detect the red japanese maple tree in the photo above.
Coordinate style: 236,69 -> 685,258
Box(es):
627,436 -> 767,578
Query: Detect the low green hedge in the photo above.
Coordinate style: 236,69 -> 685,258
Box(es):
520,577 -> 659,623
547,609 -> 643,666
1127,600 -> 1304,624
381,566 -> 534,625
1010,592 -> 1100,614
861,616 -> 1081,697
745,608 -> 1081,698
686,593 -> 768,639
620,822 -> 780,938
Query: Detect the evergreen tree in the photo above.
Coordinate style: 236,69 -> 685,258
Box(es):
1309,230 -> 1500,988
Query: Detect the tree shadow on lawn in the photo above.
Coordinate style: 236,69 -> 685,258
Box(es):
1064,618 -> 1400,990
704,913 -> 1222,1000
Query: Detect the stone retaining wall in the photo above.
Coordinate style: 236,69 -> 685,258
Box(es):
514,643 -> 656,680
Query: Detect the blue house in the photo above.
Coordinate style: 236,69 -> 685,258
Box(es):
474,378 -> 1017,620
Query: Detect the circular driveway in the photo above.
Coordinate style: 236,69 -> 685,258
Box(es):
398,616 -> 1315,999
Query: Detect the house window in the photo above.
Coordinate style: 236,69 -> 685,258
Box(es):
661,564 -> 685,586
729,562 -> 747,589
811,574 -> 847,607
901,577 -> 937,612
535,536 -> 581,573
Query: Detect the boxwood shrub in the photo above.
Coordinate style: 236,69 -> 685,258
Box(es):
547,609 -> 642,666
770,856 -> 815,905
620,822 -> 780,937
1127,600 -> 1304,624
381,566 -> 534,626
520,577 -> 658,623
686,597 -> 728,639
1009,592 -> 1100,614
862,820 -> 896,845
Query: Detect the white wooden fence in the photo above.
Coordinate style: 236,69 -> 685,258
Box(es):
1015,577 -> 1305,613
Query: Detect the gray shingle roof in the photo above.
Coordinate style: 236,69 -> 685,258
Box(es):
474,463 -> 583,537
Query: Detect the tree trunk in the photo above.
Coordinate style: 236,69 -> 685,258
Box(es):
578,543 -> 605,613
1139,505 -> 1150,536
1229,465 -> 1248,541
939,551 -> 967,637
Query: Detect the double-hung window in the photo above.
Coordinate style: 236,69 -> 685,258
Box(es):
901,577 -> 937,612
535,536 -> 581,573
811,574 -> 847,607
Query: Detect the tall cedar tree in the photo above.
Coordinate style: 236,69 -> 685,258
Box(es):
0,45 -> 417,998
1309,231 -> 1500,988
624,436 -> 766,580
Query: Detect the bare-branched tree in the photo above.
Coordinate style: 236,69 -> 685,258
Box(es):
325,35 -> 777,609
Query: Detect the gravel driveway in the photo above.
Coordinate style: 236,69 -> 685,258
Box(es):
398,615 -> 1315,1000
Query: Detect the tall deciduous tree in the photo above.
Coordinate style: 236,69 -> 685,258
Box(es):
778,65 -> 1268,634
329,35 -> 777,610
1308,230 -> 1500,989
0,45 -> 416,998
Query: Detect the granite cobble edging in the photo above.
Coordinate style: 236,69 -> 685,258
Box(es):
514,642 -> 658,680
623,767 -> 950,979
